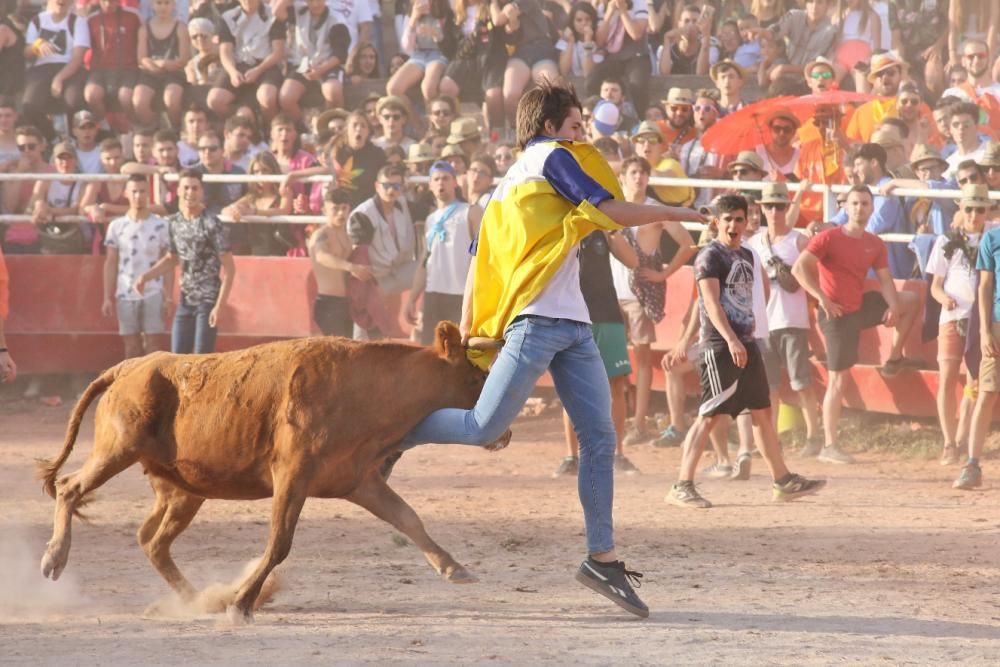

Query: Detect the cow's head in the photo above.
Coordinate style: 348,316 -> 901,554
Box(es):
433,321 -> 487,408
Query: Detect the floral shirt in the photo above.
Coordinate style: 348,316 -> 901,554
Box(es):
167,210 -> 231,305
105,214 -> 170,300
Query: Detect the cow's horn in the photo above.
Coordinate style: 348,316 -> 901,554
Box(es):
466,337 -> 504,350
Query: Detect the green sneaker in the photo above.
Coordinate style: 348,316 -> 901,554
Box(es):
953,463 -> 982,490
666,481 -> 713,508
772,474 -> 827,502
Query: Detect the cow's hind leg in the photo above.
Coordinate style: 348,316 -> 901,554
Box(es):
346,473 -> 476,583
227,468 -> 309,624
41,445 -> 138,581
139,476 -> 205,604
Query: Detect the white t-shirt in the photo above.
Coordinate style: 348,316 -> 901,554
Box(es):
330,0 -> 373,54
25,12 -> 92,67
945,140 -> 988,178
926,231 -> 982,324
177,140 -> 200,169
104,214 -> 171,300
745,243 -> 769,339
75,145 -> 102,175
554,39 -> 605,77
941,84 -> 1000,104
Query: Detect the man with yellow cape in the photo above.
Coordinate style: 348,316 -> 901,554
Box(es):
400,83 -> 702,619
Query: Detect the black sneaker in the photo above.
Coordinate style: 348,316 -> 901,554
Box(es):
574,558 -> 649,618
552,455 -> 579,478
772,473 -> 827,502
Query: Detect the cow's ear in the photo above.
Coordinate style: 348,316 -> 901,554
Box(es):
434,321 -> 464,362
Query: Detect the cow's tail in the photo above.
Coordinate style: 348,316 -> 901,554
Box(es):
37,363 -> 122,499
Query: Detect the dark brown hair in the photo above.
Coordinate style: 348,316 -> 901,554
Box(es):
515,82 -> 583,150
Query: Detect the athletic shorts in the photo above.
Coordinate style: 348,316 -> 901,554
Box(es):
620,299 -> 656,345
818,291 -> 888,372
937,319 -> 967,362
117,292 -> 165,336
593,321 -> 632,378
696,341 -> 771,418
769,327 -> 813,391
420,291 -> 464,345
314,294 -> 352,338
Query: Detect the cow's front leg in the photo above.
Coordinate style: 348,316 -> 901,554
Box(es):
347,473 -> 477,583
227,468 -> 309,624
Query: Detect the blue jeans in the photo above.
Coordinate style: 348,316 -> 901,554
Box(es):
404,315 -> 616,554
171,298 -> 217,353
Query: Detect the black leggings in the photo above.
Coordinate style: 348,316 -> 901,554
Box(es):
586,55 -> 651,119
23,64 -> 87,117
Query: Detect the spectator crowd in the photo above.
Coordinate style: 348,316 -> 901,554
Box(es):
1,0 -> 999,493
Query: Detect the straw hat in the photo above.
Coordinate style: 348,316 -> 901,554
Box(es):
728,150 -> 765,173
375,95 -> 410,117
662,88 -> 694,106
804,56 -> 836,80
978,141 -> 1000,168
908,143 -> 948,170
959,184 -> 991,209
441,144 -> 466,159
446,117 -> 480,145
710,59 -> 745,81
758,182 -> 791,205
866,51 -> 908,84
630,120 -> 663,143
767,109 -> 800,129
51,141 -> 77,159
405,142 -> 435,164
315,108 -> 348,132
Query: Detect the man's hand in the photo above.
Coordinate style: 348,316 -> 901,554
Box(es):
0,349 -> 16,384
878,180 -> 899,196
101,297 -> 114,318
982,328 -> 1000,358
727,336 -> 747,368
820,296 -> 844,319
637,266 -> 666,283
209,305 -> 221,328
229,70 -> 245,87
404,299 -> 419,326
243,66 -> 261,84
882,305 -> 899,328
349,263 -> 373,282
35,39 -> 57,58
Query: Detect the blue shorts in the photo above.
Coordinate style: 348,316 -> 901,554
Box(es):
408,49 -> 448,69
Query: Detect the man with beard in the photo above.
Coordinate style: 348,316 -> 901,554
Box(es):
756,110 -> 801,181
847,52 -> 935,144
655,87 -> 696,154
941,39 -> 1000,129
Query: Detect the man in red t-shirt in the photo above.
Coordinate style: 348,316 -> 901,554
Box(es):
83,0 -> 141,121
792,185 -> 920,464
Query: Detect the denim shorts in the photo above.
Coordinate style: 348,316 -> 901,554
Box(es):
117,292 -> 165,336
408,49 -> 448,70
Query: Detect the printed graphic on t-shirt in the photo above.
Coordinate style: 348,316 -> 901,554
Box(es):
695,241 -> 756,345
39,28 -> 68,54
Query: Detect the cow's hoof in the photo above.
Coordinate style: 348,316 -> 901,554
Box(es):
40,543 -> 68,581
445,566 -> 478,584
225,604 -> 254,626
483,430 -> 512,452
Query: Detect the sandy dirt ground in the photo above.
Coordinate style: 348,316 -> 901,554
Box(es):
1,401 -> 999,666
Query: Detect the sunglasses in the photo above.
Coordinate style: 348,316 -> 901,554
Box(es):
964,206 -> 987,214
762,202 -> 788,211
198,145 -> 221,151
731,168 -> 755,176
381,113 -> 403,121
634,136 -> 659,144
668,105 -> 691,113
17,142 -> 38,151
874,68 -> 899,78
899,98 -> 920,106
770,124 -> 796,134
378,181 -> 402,191
958,175 -> 981,185
693,104 -> 717,113
810,70 -> 834,80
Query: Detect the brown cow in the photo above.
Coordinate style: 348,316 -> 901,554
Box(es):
38,322 -> 505,623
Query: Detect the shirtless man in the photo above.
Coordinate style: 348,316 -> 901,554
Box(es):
307,187 -> 368,337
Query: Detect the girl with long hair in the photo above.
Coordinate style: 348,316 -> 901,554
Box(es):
387,0 -> 459,104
